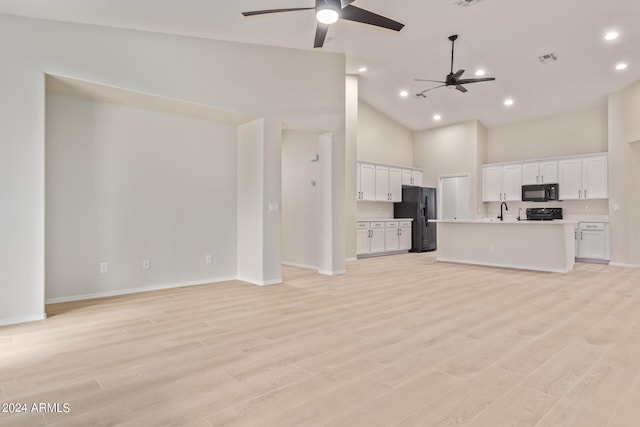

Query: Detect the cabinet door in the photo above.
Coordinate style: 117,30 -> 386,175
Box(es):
385,227 -> 399,251
370,228 -> 386,253
582,156 -> 607,199
558,159 -> 582,200
539,160 -> 558,184
375,166 -> 390,201
359,163 -> 376,201
483,166 -> 503,202
411,170 -> 423,187
402,169 -> 412,185
578,230 -> 606,259
356,163 -> 362,200
522,162 -> 540,185
502,164 -> 522,201
389,168 -> 403,202
399,226 -> 412,250
356,228 -> 371,255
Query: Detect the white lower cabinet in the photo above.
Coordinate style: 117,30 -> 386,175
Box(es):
575,222 -> 609,262
399,221 -> 412,250
356,221 -> 385,255
357,219 -> 413,257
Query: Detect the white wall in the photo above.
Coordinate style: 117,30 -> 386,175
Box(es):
357,100 -> 414,220
414,121 -> 485,219
487,107 -> 608,162
609,80 -> 640,266
0,14 -> 345,325
45,94 -> 237,301
281,130 -> 320,269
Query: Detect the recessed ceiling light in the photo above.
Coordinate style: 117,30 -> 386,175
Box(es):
400,90 -> 409,97
358,67 -> 368,73
504,98 -> 514,106
433,114 -> 442,121
604,31 -> 619,41
475,69 -> 486,76
616,63 -> 628,70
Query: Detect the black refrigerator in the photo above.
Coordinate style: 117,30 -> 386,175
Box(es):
394,186 -> 437,252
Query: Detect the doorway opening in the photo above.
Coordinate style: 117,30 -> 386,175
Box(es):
438,174 -> 470,220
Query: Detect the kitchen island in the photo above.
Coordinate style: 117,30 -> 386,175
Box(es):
435,219 -> 577,273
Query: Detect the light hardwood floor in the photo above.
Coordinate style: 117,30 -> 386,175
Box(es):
1,253 -> 640,426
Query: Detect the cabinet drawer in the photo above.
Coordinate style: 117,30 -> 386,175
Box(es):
356,222 -> 370,229
370,222 -> 385,229
399,221 -> 412,228
385,221 -> 399,228
578,222 -> 605,231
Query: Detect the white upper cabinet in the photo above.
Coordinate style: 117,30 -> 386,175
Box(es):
356,163 -> 376,201
357,162 -> 422,202
402,169 -> 423,186
522,160 -> 558,185
389,167 -> 403,202
483,164 -> 522,202
484,153 -> 607,203
558,155 -> 607,200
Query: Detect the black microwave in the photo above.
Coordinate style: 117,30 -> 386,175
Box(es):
521,183 -> 560,202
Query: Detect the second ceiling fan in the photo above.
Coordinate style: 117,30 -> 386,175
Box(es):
242,0 -> 404,48
415,34 -> 496,98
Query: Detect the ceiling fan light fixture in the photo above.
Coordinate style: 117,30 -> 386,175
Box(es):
316,4 -> 340,24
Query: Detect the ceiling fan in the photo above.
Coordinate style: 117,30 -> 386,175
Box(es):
415,34 -> 495,98
241,0 -> 404,48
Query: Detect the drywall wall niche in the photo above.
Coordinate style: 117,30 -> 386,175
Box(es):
45,92 -> 238,302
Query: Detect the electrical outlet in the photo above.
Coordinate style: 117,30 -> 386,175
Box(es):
142,259 -> 151,270
206,254 -> 213,264
99,262 -> 108,274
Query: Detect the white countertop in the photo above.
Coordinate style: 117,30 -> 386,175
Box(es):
357,218 -> 413,222
434,219 -> 577,225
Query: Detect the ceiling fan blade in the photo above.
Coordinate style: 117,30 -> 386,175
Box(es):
242,7 -> 315,17
416,84 -> 446,97
414,79 -> 446,84
340,0 -> 357,6
314,23 -> 330,48
453,69 -> 465,80
340,5 -> 405,31
456,77 -> 496,84
455,85 -> 468,93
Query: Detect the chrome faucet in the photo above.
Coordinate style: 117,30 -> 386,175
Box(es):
498,201 -> 508,221
517,207 -> 522,221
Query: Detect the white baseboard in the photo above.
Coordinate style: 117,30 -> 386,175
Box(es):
318,269 -> 347,276
436,257 -> 571,274
45,276 -> 237,304
281,261 -> 318,270
0,313 -> 47,327
609,262 -> 640,268
346,258 -> 358,262
236,276 -> 282,286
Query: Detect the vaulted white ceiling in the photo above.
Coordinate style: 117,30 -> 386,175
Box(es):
2,0 -> 639,130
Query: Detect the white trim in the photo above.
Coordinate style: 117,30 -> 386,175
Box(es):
609,262 -> 640,268
237,276 -> 282,286
45,277 -> 237,304
0,313 -> 47,327
436,257 -> 571,274
318,269 -> 347,276
346,257 -> 358,262
282,261 -> 318,270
